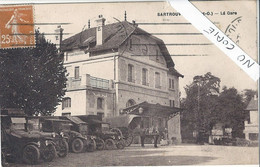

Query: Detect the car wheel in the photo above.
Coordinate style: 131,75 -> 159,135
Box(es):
71,138 -> 84,153
22,144 -> 40,165
124,133 -> 134,147
57,139 -> 69,158
105,139 -> 116,150
42,143 -> 56,162
96,138 -> 105,150
86,139 -> 96,152
116,139 -> 125,149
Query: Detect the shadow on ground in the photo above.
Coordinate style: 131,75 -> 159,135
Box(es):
7,146 -> 217,166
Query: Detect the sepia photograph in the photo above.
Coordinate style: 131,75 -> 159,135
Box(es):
0,0 -> 259,166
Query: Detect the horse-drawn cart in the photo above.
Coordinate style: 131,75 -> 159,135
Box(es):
105,115 -> 141,147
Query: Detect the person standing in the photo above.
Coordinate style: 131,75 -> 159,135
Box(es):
134,124 -> 146,147
153,125 -> 159,148
140,127 -> 147,147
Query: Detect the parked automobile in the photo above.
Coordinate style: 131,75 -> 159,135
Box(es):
105,115 -> 142,147
41,118 -> 89,153
60,116 -> 96,152
27,116 -> 69,158
1,115 -> 56,165
78,115 -> 125,150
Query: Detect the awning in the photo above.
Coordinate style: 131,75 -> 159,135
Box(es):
77,115 -> 108,125
65,116 -> 86,125
44,118 -> 71,123
104,115 -> 141,128
122,101 -> 182,118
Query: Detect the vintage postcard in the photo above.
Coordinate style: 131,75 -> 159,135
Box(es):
0,0 -> 258,166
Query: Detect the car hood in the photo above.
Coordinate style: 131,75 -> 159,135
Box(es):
9,130 -> 53,139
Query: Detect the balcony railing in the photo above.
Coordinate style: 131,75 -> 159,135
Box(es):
66,74 -> 112,90
90,76 -> 109,89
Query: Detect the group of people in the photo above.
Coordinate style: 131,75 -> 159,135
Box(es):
135,125 -> 167,148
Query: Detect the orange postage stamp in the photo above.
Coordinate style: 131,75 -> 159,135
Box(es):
0,5 -> 34,49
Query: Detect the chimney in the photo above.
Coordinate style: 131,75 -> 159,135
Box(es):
95,15 -> 106,45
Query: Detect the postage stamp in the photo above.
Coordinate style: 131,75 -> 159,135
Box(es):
0,5 -> 35,49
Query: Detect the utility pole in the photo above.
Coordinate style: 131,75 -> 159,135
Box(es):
194,78 -> 202,143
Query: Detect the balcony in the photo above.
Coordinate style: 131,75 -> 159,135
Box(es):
90,76 -> 109,89
66,74 -> 113,91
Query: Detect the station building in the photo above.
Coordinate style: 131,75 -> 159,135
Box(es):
55,15 -> 184,142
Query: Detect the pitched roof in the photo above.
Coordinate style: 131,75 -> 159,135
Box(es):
62,21 -> 183,76
61,21 -> 135,52
245,97 -> 258,111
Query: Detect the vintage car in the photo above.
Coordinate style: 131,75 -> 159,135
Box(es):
1,115 -> 57,164
105,115 -> 142,147
27,116 -> 69,158
78,115 -> 125,150
60,116 -> 96,152
41,118 -> 91,153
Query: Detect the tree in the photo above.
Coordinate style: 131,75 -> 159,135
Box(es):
0,30 -> 67,116
181,72 -> 220,143
215,87 -> 245,138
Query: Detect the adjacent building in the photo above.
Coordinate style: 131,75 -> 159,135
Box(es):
244,96 -> 258,141
55,15 -> 184,142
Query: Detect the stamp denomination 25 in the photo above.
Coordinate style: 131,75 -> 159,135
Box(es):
0,5 -> 35,49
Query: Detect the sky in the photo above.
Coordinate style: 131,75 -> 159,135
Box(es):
32,1 -> 258,97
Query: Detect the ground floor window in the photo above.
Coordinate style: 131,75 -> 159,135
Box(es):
169,100 -> 175,107
126,99 -> 136,107
62,112 -> 71,116
249,133 -> 258,141
62,97 -> 71,110
97,97 -> 104,109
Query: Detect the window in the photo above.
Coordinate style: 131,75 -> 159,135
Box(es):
169,78 -> 175,89
62,97 -> 71,110
126,99 -> 136,107
65,52 -> 68,61
170,100 -> 175,107
128,64 -> 134,83
74,66 -> 79,79
97,98 -> 104,109
155,72 -> 161,88
142,68 -> 148,86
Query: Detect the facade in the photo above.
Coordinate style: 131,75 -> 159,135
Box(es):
55,16 -> 184,142
244,96 -> 258,141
